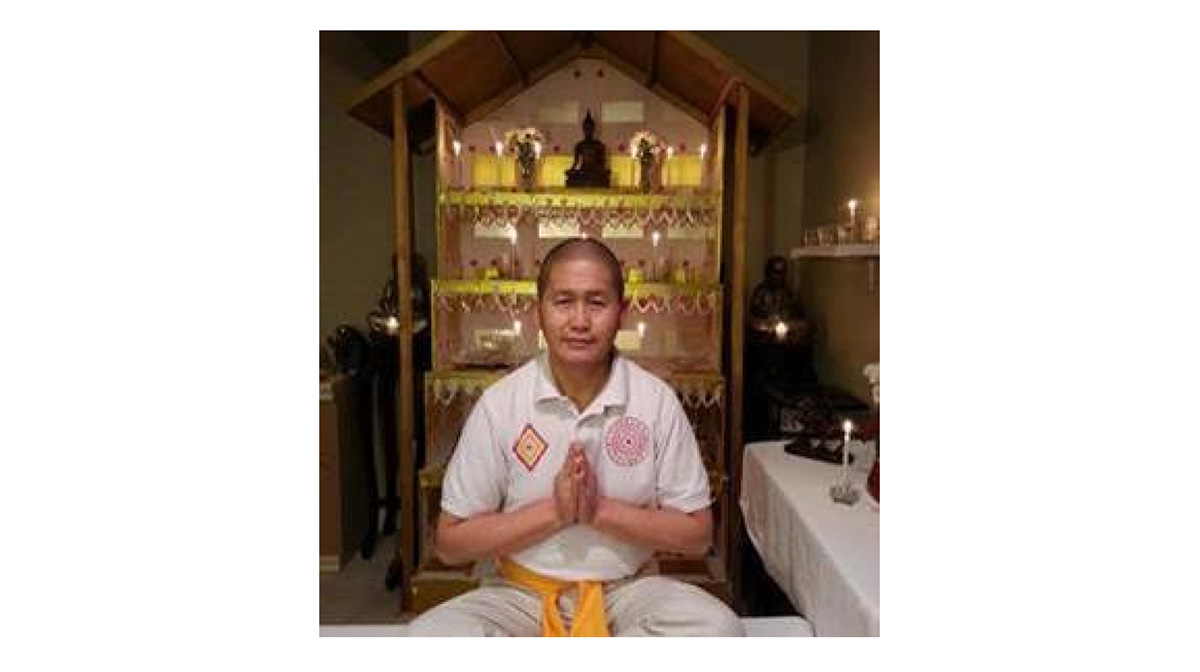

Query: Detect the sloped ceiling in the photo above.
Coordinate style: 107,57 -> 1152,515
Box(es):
346,31 -> 800,154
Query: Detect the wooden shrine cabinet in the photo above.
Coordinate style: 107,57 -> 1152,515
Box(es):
345,31 -> 799,615
411,60 -> 733,612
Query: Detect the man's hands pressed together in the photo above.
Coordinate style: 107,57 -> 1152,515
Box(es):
553,444 -> 580,527
574,444 -> 600,525
556,442 -> 601,528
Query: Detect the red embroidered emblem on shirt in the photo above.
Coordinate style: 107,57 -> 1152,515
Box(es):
513,424 -> 549,471
604,416 -> 651,467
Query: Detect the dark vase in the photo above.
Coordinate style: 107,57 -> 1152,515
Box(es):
517,145 -> 536,191
638,155 -> 655,193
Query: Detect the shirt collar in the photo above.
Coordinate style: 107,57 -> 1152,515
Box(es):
534,352 -> 629,413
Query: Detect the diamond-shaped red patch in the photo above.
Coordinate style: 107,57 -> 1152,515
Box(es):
513,424 -> 549,471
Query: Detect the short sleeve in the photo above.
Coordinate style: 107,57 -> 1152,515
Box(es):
653,388 -> 711,513
440,399 -> 506,519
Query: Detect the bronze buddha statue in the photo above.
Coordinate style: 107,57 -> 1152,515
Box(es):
565,110 -> 611,188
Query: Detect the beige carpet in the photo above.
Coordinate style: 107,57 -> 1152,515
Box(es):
320,534 -> 415,625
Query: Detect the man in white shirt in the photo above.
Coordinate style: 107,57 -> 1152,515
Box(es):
406,238 -> 743,637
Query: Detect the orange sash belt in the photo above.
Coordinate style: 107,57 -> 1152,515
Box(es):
498,558 -> 611,637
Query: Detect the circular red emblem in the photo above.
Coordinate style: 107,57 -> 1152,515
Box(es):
604,416 -> 651,467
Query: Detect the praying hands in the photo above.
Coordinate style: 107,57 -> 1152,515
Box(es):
553,442 -> 600,527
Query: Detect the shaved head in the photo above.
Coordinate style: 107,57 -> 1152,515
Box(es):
536,238 -> 624,302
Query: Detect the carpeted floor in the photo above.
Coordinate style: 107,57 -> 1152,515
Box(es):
320,533 -> 415,625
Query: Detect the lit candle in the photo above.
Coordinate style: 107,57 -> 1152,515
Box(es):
494,141 -> 504,187
699,143 -> 708,187
532,141 -> 542,187
651,230 -> 661,280
665,146 -> 675,187
842,419 -> 853,471
629,143 -> 637,187
773,320 -> 788,341
452,140 -> 462,188
848,198 -> 859,224
509,226 -> 518,277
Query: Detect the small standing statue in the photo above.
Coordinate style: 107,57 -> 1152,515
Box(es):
749,255 -> 807,339
747,254 -> 816,404
565,110 -> 611,188
630,130 -> 665,193
505,127 -> 544,192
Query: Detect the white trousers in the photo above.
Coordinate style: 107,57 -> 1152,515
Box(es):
406,575 -> 744,637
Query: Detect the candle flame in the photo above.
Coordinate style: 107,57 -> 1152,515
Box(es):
699,143 -> 707,159
494,141 -> 503,156
843,419 -> 853,433
773,320 -> 788,340
452,140 -> 461,156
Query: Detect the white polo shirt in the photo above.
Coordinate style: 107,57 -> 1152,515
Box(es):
440,353 -> 711,581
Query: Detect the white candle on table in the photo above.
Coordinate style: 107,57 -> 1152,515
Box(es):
665,146 -> 675,187
848,198 -> 859,225
842,419 -> 853,470
774,320 -> 788,341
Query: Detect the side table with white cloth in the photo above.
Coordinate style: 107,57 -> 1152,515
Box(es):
740,440 -> 879,636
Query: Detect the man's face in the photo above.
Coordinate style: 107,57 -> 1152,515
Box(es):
536,256 -> 623,369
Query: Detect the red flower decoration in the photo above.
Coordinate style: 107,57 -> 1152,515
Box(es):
618,143 -> 627,152
468,145 -> 476,153
679,143 -> 687,152
553,144 -> 561,152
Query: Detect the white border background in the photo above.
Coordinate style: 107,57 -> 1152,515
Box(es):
3,0 -> 1198,668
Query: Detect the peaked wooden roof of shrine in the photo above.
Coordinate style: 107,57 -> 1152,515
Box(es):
346,31 -> 801,153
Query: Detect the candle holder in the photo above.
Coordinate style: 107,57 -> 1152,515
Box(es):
830,419 -> 858,505
829,474 -> 860,506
